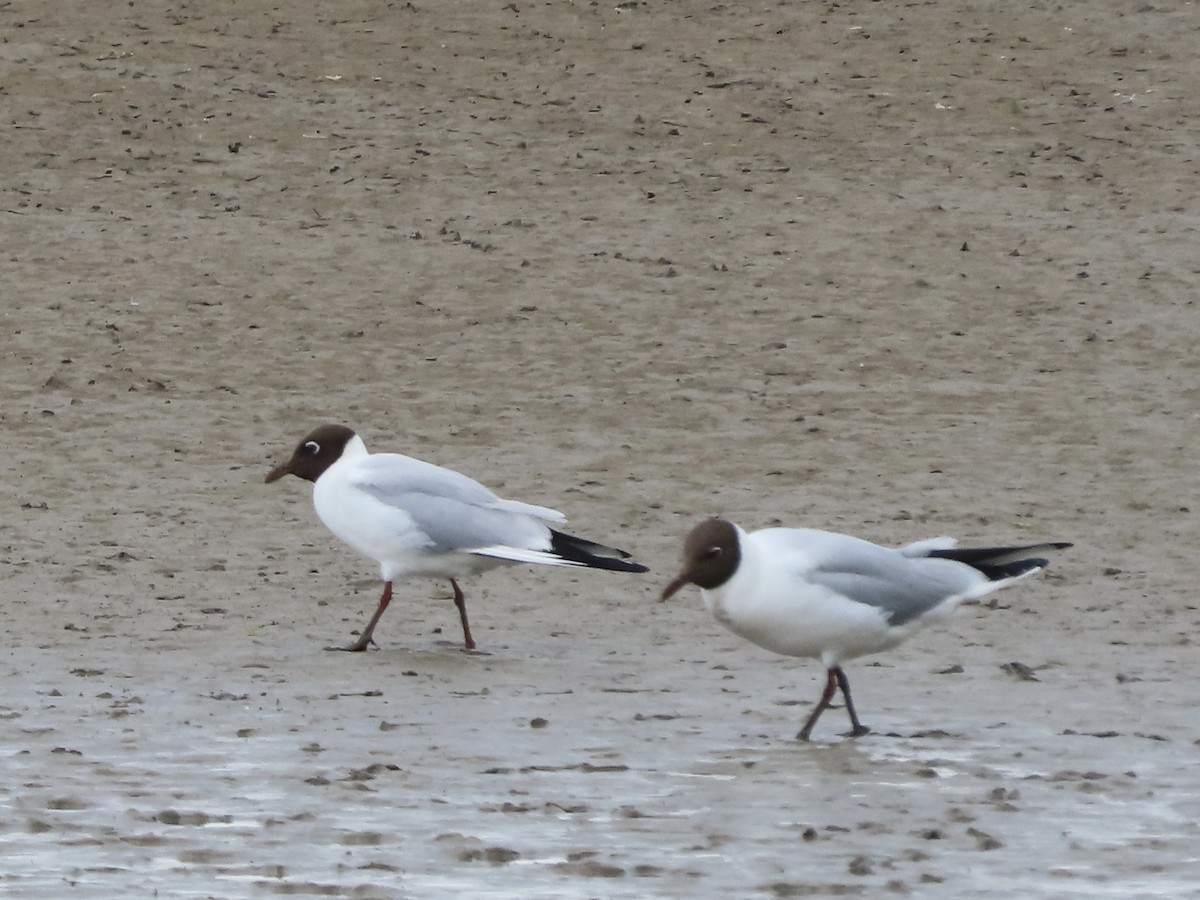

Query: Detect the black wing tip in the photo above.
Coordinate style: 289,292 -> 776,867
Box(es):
930,541 -> 1072,563
929,540 -> 1071,581
967,557 -> 1048,581
549,529 -> 650,574
570,554 -> 650,574
587,558 -> 650,574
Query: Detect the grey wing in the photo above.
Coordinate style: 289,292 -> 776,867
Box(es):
352,454 -> 551,553
396,492 -> 550,553
354,453 -> 502,506
807,539 -> 986,626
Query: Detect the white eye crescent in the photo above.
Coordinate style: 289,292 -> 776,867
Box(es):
303,441 -> 320,454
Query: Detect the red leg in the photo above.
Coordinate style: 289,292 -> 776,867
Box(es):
450,578 -> 476,650
833,665 -> 870,737
328,581 -> 392,652
797,668 -> 839,741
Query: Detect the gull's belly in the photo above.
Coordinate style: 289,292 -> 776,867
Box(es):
706,584 -> 905,663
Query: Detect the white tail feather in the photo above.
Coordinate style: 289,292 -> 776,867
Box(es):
899,536 -> 957,557
494,499 -> 568,524
469,545 -> 586,567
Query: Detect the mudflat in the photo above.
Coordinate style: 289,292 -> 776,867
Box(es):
4,1 -> 1197,896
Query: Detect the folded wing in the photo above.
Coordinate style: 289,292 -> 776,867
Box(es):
351,453 -> 561,553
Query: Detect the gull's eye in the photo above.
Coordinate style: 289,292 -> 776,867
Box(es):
303,441 -> 320,455
703,546 -> 722,560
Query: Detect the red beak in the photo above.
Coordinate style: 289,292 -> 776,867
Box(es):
264,463 -> 291,483
660,573 -> 690,602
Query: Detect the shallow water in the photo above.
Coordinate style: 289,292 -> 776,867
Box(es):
4,641 -> 1197,898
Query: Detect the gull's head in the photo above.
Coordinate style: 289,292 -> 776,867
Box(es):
265,424 -> 358,484
660,517 -> 741,600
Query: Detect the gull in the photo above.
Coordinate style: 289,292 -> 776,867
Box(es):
266,424 -> 648,651
661,517 -> 1070,740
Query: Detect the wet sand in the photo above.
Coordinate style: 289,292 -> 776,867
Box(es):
3,0 -> 1199,896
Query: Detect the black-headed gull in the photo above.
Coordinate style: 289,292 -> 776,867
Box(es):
661,518 -> 1070,740
266,424 -> 648,651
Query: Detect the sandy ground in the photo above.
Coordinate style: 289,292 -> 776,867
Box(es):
3,0 -> 1200,896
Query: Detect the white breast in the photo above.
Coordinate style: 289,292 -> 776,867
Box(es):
701,528 -> 912,666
